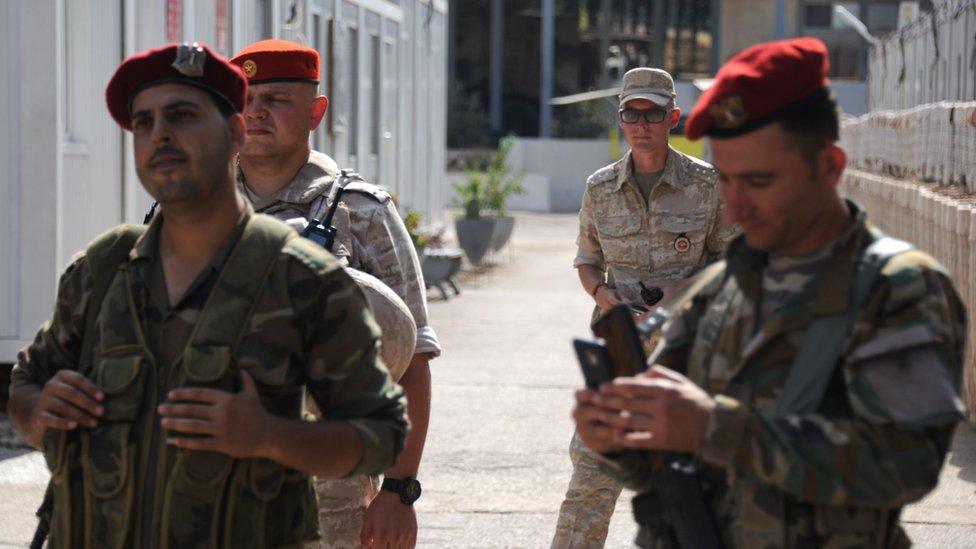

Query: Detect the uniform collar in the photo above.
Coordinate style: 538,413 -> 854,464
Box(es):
613,146 -> 690,192
725,199 -> 869,314
129,203 -> 254,265
236,149 -> 340,209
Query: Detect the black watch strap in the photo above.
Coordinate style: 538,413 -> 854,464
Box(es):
381,476 -> 422,505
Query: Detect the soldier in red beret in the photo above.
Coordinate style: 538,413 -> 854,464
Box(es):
230,39 -> 438,549
8,43 -> 408,548
573,37 -> 966,547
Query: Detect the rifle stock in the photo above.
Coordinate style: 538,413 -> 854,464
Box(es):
590,304 -> 723,549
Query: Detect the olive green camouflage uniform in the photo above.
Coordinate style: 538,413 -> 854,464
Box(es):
555,147 -> 735,548
601,203 -> 967,547
238,150 -> 440,548
11,209 -> 408,548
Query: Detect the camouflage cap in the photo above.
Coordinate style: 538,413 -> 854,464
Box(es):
619,68 -> 675,107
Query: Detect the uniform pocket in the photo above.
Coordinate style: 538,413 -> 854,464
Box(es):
223,459 -> 311,549
96,354 -> 147,422
596,215 -> 642,237
249,457 -> 286,502
596,216 -> 646,267
183,346 -> 232,386
652,212 -> 709,272
81,424 -> 132,498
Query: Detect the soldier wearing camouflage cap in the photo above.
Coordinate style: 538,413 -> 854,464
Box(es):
7,43 -> 408,548
230,39 -> 438,549
574,37 -> 967,547
554,67 -> 735,548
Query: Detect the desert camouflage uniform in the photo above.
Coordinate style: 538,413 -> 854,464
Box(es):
238,150 -> 440,547
11,209 -> 408,547
602,202 -> 967,548
555,147 -> 735,548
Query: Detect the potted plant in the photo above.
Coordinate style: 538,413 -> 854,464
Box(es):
404,209 -> 463,299
453,135 -> 525,264
484,135 -> 525,252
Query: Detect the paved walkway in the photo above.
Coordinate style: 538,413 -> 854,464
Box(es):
2,212 -> 975,547
417,212 -> 976,547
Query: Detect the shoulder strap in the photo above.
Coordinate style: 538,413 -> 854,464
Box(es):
79,225 -> 147,370
186,214 -> 295,354
776,235 -> 913,416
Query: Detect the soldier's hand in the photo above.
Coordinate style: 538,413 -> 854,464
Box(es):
362,490 -> 417,549
594,286 -> 625,312
159,370 -> 272,458
596,366 -> 716,453
572,388 -> 625,454
33,370 -> 105,432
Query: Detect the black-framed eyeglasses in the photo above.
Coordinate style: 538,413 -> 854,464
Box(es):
619,108 -> 670,124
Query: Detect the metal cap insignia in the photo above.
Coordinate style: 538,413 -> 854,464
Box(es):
172,42 -> 206,77
708,95 -> 748,130
242,59 -> 258,79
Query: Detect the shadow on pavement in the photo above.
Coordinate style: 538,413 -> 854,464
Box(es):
949,422 -> 976,486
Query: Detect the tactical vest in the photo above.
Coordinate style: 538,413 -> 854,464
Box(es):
42,215 -> 320,549
643,228 -> 914,548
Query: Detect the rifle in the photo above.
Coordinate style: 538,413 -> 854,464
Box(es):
301,170 -> 356,252
30,485 -> 53,549
591,304 -> 723,549
583,263 -> 728,549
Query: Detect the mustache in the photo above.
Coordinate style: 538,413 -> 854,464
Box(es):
149,146 -> 187,165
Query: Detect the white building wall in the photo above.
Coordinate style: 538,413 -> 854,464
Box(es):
2,0 -> 448,362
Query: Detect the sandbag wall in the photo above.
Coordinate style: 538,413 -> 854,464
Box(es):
842,170 -> 976,418
842,102 -> 976,192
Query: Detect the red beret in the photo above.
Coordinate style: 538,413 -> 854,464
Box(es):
105,43 -> 247,131
230,39 -> 319,84
686,37 -> 830,140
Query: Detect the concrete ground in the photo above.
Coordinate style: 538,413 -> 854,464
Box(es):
2,212 -> 976,548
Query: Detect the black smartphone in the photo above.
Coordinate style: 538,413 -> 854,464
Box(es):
573,338 -> 615,389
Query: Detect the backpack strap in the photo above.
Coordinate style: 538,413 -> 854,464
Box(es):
79,225 -> 147,371
775,234 -> 913,416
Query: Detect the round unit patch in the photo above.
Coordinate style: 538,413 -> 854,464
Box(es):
673,234 -> 691,253
242,60 -> 258,79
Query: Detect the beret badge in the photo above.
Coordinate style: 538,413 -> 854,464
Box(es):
708,95 -> 748,130
171,42 -> 206,77
242,60 -> 258,79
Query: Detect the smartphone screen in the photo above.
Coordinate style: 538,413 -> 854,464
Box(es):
573,338 -> 614,389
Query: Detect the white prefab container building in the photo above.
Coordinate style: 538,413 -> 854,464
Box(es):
0,0 -> 448,362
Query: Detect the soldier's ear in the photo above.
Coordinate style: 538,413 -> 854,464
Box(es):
669,107 -> 681,129
310,96 -> 329,130
820,145 -> 846,188
227,113 -> 246,150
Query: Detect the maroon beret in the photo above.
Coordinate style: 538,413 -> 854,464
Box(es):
230,39 -> 319,84
105,43 -> 247,130
686,37 -> 830,140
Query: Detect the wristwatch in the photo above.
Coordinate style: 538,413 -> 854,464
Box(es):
381,476 -> 422,505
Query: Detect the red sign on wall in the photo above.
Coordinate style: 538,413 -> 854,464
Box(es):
166,0 -> 181,44
216,0 -> 229,55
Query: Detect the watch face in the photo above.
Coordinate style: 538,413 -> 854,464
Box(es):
400,478 -> 422,504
